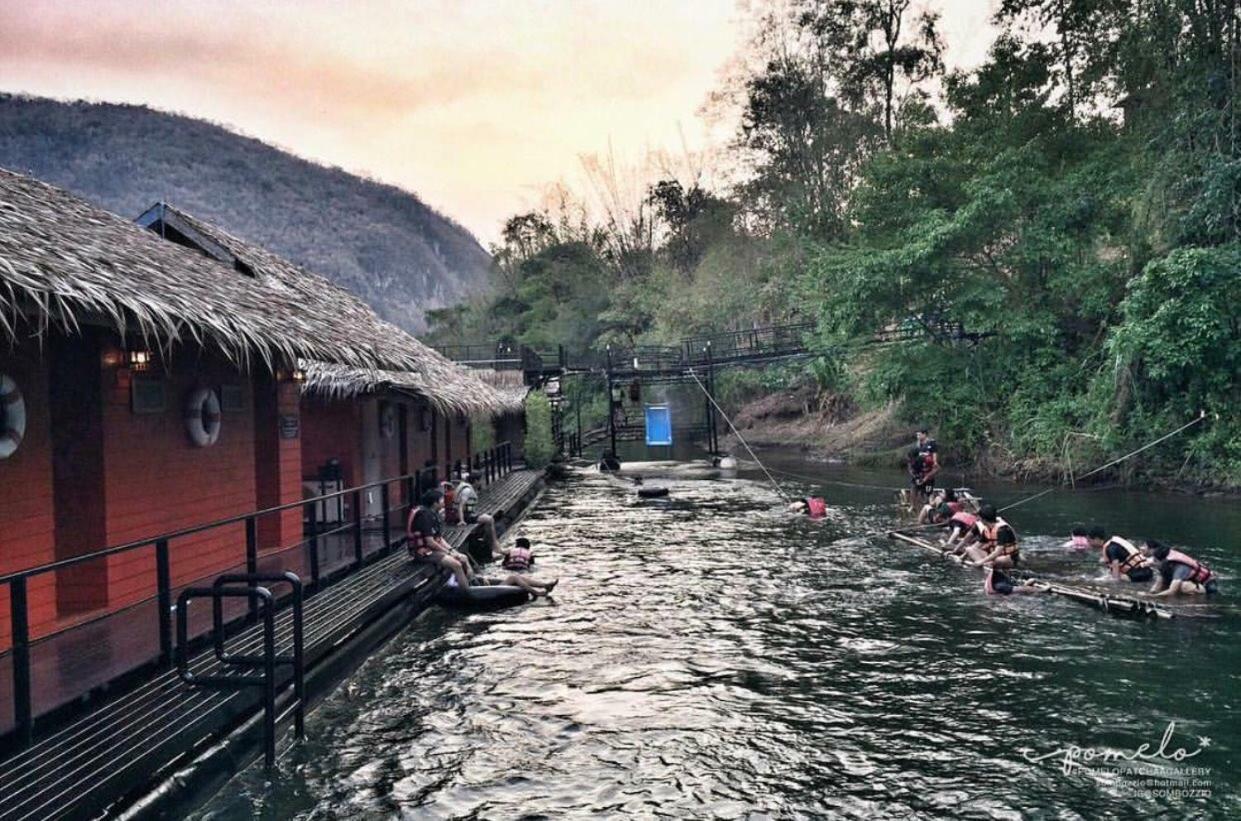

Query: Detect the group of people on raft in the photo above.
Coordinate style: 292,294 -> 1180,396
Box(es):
907,430 -> 1219,598
404,470 -> 558,599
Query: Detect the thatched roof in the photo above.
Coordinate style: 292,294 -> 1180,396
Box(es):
0,168 -> 423,371
300,357 -> 525,416
133,203 -> 515,417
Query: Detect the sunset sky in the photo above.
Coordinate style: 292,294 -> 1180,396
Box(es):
0,0 -> 998,244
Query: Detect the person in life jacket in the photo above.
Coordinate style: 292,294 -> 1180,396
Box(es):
454,472 -> 499,555
919,489 -> 961,524
497,536 -> 535,570
407,488 -> 475,589
441,481 -> 460,525
912,429 -> 940,504
1062,525 -> 1090,551
943,506 -> 980,549
963,505 -> 1019,568
1086,526 -> 1154,583
1146,540 -> 1219,596
787,497 -> 828,520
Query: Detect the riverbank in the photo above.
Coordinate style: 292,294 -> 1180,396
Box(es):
720,389 -> 1238,496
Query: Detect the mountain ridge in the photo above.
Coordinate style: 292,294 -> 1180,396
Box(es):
0,93 -> 492,332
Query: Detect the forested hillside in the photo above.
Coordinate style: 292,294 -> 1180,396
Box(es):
0,94 -> 491,331
430,1 -> 1240,488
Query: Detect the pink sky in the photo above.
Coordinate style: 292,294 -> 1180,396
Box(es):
1,0 -> 998,244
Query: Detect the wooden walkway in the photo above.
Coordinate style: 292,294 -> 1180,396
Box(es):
0,469 -> 543,821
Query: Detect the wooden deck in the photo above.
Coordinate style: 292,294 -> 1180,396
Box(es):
0,469 -> 544,821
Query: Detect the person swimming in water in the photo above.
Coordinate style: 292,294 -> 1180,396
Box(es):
1062,525 -> 1090,551
787,497 -> 828,519
1146,540 -> 1218,597
984,565 -> 1043,596
495,536 -> 535,571
1086,526 -> 1154,583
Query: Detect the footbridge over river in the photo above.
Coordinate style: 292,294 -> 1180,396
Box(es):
434,319 -> 991,456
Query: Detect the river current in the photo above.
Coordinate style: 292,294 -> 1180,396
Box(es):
195,453 -> 1239,819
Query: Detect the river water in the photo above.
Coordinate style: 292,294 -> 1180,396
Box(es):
195,451 -> 1239,819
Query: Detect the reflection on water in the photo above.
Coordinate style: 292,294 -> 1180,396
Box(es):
195,458 -> 1239,819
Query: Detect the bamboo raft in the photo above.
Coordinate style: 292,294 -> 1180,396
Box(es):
887,530 -> 1178,620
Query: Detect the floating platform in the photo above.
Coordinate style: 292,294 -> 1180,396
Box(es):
887,530 -> 1178,620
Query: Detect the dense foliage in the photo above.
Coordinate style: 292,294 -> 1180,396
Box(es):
0,95 -> 491,332
431,0 -> 1240,486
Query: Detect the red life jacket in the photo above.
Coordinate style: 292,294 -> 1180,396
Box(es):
504,546 -> 533,571
1166,549 -> 1213,584
806,497 -> 827,519
950,511 -> 978,530
442,484 -> 459,525
406,506 -> 436,557
947,501 -> 963,514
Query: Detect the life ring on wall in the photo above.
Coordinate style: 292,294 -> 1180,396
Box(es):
185,388 -> 222,447
0,373 -> 27,459
380,403 -> 397,438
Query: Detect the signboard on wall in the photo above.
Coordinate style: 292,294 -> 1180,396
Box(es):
645,405 -> 672,446
279,415 -> 300,440
130,376 -> 167,415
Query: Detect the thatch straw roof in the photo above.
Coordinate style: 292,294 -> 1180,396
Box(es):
300,358 -> 526,416
0,168 -> 424,371
133,203 -> 515,417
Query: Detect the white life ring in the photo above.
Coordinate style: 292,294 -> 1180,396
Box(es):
185,388 -> 222,447
0,374 -> 27,459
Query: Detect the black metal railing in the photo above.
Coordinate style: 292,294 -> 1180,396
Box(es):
0,456 -> 501,746
467,441 -> 515,487
432,342 -> 523,370
176,572 -> 305,768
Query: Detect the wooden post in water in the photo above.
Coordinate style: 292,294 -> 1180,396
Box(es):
606,347 -> 617,457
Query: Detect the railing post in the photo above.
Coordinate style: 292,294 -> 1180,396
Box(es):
156,539 -> 172,667
10,577 -> 33,745
245,517 -> 258,621
380,483 -> 392,550
352,489 -> 364,568
306,502 -> 320,589
404,475 -> 415,517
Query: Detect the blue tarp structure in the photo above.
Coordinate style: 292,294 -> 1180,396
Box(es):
644,405 -> 673,446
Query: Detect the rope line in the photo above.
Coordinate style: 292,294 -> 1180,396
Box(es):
997,411 -> 1208,513
685,368 -> 790,501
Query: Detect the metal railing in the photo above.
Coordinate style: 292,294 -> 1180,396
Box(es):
0,450 -> 531,747
176,572 -> 305,768
467,441 -> 515,486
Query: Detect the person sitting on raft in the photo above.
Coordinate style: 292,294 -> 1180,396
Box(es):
407,488 -> 475,589
787,497 -> 828,520
495,536 -> 535,571
1062,525 -> 1090,551
918,488 -> 960,524
1086,526 -> 1154,583
942,505 -> 979,548
454,472 -> 499,555
962,506 -> 1019,568
1146,540 -> 1218,597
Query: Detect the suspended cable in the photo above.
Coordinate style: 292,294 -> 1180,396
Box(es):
998,411 -> 1208,513
685,368 -> 791,502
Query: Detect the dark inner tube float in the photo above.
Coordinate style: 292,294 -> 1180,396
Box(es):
637,486 -> 669,498
436,581 -> 532,609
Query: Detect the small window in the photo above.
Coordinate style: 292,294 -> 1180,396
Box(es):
219,384 -> 245,412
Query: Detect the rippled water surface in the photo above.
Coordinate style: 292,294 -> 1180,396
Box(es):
196,456 -> 1240,819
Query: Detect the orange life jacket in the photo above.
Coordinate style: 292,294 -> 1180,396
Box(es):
406,506 -> 437,557
806,497 -> 827,519
503,546 -> 533,571
1106,536 -> 1146,575
1166,549 -> 1213,585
